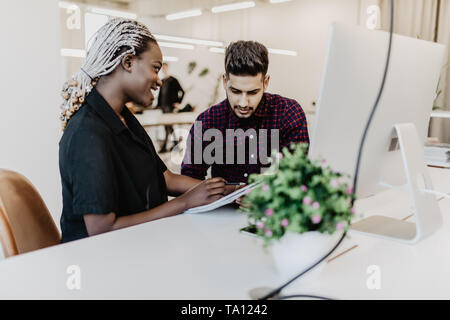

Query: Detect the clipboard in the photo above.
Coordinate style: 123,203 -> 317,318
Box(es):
183,182 -> 261,214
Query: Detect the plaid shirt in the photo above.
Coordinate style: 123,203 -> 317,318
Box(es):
181,92 -> 309,183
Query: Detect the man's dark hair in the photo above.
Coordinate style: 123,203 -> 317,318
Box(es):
225,41 -> 269,78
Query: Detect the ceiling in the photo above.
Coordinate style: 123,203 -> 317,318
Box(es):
132,0 -> 272,18
69,0 -> 277,19
73,0 -> 135,10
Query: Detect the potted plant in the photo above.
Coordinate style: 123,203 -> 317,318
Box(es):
240,143 -> 355,281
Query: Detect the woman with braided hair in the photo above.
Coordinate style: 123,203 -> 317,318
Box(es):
59,19 -> 234,243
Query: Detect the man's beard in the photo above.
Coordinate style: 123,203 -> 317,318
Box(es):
233,105 -> 254,117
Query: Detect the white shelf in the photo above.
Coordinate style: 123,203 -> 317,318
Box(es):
430,111 -> 450,119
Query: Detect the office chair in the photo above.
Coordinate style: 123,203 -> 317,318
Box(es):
0,169 -> 60,258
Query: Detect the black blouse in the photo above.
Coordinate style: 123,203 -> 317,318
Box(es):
59,88 -> 168,243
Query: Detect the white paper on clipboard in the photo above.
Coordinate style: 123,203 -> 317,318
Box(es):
183,182 -> 261,214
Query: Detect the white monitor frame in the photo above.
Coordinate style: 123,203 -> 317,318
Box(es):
309,23 -> 446,243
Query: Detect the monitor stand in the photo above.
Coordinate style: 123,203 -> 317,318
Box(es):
350,123 -> 443,244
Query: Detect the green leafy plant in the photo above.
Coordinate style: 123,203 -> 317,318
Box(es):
240,143 -> 356,245
187,61 -> 197,74
433,76 -> 443,111
198,68 -> 209,77
433,64 -> 449,111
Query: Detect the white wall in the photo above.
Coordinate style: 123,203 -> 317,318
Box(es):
137,0 -> 361,114
0,0 -> 62,229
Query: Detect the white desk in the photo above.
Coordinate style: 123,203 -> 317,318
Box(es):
0,167 -> 449,299
431,110 -> 450,119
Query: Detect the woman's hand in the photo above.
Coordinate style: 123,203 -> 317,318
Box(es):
223,183 -> 243,196
179,177 -> 227,209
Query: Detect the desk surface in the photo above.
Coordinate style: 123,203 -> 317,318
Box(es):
0,167 -> 449,299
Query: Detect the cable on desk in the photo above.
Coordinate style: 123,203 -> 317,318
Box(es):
327,244 -> 358,263
401,191 -> 449,221
259,0 -> 395,300
438,192 -> 450,202
259,231 -> 347,300
422,189 -> 450,201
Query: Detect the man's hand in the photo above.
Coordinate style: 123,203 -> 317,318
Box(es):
231,184 -> 249,209
236,196 -> 250,209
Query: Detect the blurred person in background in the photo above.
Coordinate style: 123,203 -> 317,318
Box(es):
156,62 -> 185,153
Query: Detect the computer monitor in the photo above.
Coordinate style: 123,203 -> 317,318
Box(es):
309,23 -> 446,243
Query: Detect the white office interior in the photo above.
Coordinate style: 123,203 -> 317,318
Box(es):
0,0 -> 450,300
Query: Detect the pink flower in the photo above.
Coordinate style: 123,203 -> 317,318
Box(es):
262,184 -> 269,192
300,185 -> 308,192
322,158 -> 327,164
331,179 -> 339,187
281,218 -> 289,227
277,152 -> 283,159
303,196 -> 312,205
265,229 -> 273,237
312,214 -> 322,224
350,207 -> 356,214
346,187 -> 353,195
256,221 -> 265,229
265,208 -> 274,216
312,201 -> 320,210
337,221 -> 346,230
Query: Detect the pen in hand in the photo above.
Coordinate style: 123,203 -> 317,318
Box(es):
225,182 -> 246,186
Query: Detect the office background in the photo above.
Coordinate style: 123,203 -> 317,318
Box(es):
0,0 -> 449,243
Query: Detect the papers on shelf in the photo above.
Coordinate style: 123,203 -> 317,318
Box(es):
424,143 -> 450,168
184,182 -> 261,214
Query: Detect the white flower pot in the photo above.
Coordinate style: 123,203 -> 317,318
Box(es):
271,231 -> 342,283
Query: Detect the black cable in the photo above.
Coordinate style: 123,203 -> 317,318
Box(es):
259,231 -> 347,300
259,0 -> 395,300
352,0 -> 395,200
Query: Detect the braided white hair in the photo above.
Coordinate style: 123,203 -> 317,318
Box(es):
60,18 -> 156,130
